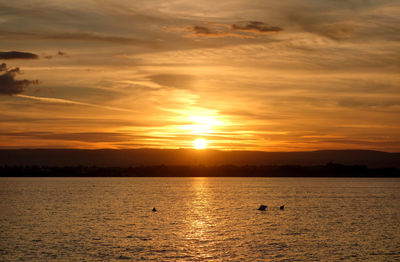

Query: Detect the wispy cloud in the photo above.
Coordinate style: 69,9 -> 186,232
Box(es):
186,25 -> 251,38
149,74 -> 194,89
0,30 -> 159,46
168,22 -> 282,39
16,94 -> 135,113
231,21 -> 283,34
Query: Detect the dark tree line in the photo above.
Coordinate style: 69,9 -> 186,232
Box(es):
0,163 -> 399,177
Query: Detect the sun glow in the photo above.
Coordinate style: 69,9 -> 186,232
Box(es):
181,114 -> 222,135
193,138 -> 207,149
176,110 -> 224,149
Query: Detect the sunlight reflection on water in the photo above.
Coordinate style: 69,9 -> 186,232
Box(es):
0,177 -> 400,261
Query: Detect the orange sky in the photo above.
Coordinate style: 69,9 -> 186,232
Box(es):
0,0 -> 399,151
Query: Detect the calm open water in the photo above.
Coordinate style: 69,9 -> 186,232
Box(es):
0,177 -> 399,261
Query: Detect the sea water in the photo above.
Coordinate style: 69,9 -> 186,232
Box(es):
0,177 -> 399,261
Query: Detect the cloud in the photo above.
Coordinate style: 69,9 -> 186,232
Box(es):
0,51 -> 39,60
0,64 -> 39,95
286,12 -> 354,40
0,131 -> 135,143
16,94 -> 135,112
185,25 -> 250,38
232,21 -> 283,33
338,98 -> 400,108
150,74 -> 194,89
169,21 -> 283,39
192,26 -> 214,35
0,30 -> 159,46
42,51 -> 67,59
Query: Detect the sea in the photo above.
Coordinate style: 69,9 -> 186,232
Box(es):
0,177 -> 399,261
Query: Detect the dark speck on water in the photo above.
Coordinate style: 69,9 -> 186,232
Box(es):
258,204 -> 267,211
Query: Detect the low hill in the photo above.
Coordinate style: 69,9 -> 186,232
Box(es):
0,149 -> 399,168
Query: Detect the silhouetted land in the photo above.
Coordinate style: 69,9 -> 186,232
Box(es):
1,163 -> 399,177
0,149 -> 399,168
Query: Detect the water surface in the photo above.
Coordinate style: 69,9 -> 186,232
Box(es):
1,177 -> 399,261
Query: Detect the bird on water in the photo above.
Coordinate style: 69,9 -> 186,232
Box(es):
258,205 -> 267,211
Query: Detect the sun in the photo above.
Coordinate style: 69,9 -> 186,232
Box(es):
193,138 -> 207,149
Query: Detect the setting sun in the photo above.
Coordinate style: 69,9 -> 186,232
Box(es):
193,138 -> 207,149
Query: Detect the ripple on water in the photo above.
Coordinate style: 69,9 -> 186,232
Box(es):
0,177 -> 400,261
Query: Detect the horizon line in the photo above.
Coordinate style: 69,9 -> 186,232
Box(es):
0,148 -> 398,153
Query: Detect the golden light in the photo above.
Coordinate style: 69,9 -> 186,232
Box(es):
181,114 -> 222,135
193,138 -> 207,149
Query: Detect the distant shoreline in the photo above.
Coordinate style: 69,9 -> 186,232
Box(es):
1,149 -> 400,169
1,163 -> 399,177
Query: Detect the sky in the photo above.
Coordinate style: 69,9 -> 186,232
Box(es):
0,0 -> 399,151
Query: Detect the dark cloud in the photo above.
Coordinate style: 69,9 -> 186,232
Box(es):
192,26 -> 213,35
0,64 -> 39,95
181,25 -> 252,38
187,25 -> 227,37
42,51 -> 67,59
232,21 -> 283,33
0,51 -> 39,60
